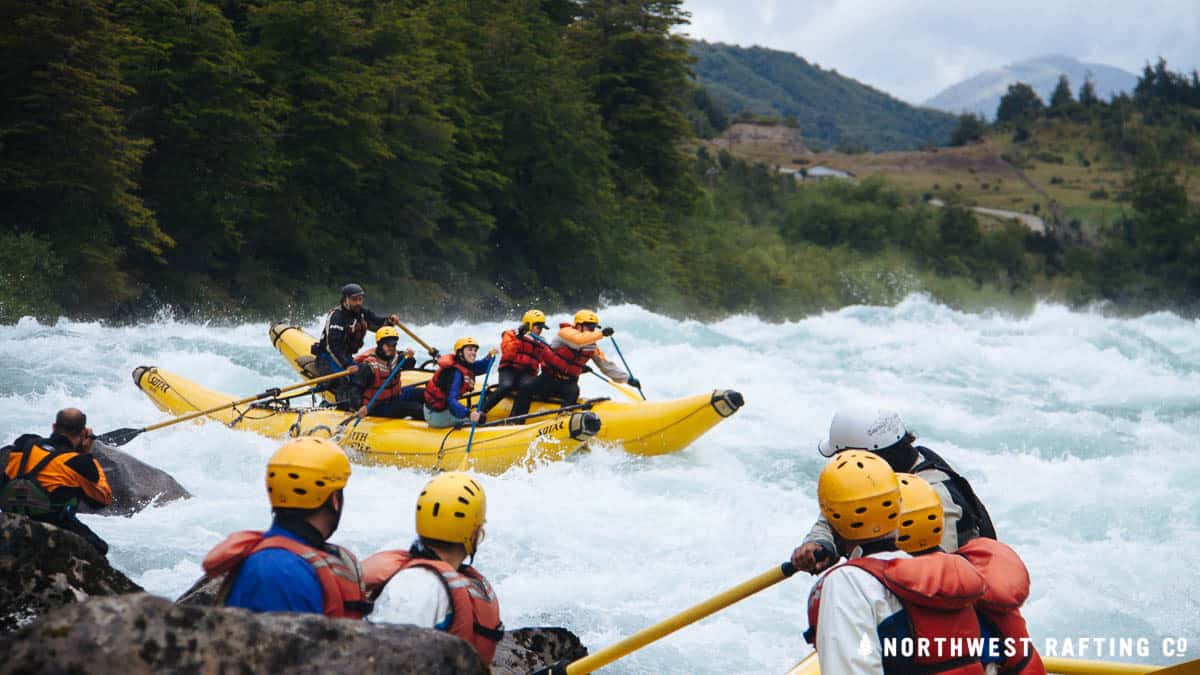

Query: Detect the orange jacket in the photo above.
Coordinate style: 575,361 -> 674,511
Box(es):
2,434 -> 112,512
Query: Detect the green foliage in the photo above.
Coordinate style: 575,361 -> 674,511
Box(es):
996,82 -> 1045,125
689,42 -> 958,151
1047,74 -> 1075,118
950,113 -> 988,146
0,232 -> 64,322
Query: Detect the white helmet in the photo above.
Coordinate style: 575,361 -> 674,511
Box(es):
817,408 -> 908,458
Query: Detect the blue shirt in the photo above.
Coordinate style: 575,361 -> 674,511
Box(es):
446,355 -> 495,417
224,524 -> 323,614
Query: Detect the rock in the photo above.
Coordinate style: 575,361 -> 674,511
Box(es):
175,573 -> 221,606
492,626 -> 588,675
0,513 -> 142,632
0,593 -> 486,675
78,442 -> 191,516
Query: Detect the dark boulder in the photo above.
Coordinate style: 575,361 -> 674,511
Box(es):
78,442 -> 191,516
0,512 -> 142,632
0,593 -> 486,675
493,626 -> 589,675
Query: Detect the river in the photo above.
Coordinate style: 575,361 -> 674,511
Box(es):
1,295 -> 1196,672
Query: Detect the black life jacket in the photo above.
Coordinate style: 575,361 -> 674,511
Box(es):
913,446 -> 997,542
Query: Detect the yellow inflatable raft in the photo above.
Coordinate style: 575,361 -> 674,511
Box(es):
268,323 -> 745,456
131,366 -> 600,474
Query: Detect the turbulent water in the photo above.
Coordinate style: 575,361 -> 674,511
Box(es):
2,295 -> 1197,672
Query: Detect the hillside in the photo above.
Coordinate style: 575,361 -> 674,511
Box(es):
924,55 -> 1138,119
689,41 -> 958,152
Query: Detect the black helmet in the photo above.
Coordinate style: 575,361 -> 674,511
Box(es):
341,283 -> 365,298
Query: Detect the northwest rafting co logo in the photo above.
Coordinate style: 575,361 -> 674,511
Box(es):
878,636 -> 1190,660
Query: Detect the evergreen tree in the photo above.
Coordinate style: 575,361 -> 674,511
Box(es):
0,0 -> 170,311
949,113 -> 987,146
1047,74 -> 1074,117
995,82 -> 1045,125
1078,75 -> 1099,106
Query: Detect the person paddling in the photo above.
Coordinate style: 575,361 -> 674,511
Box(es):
481,309 -> 548,414
310,283 -> 400,406
509,309 -> 637,419
363,472 -> 503,664
792,407 -> 995,573
346,326 -> 423,419
423,337 -> 497,428
804,452 -> 988,674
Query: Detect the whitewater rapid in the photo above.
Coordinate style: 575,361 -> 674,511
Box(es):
1,295 -> 1196,672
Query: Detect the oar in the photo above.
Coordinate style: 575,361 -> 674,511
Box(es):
467,399 -> 608,428
395,319 -> 439,358
561,562 -> 797,674
607,336 -> 645,400
455,353 -> 495,471
98,369 -> 355,446
588,370 -> 642,403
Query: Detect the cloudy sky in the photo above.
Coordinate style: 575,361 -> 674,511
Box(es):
681,0 -> 1200,104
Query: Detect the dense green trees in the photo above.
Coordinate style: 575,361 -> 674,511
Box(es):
1,1 -> 1197,322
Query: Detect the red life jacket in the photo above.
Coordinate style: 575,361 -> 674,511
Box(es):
499,329 -> 540,374
423,354 -> 475,412
956,538 -> 1046,675
362,550 -> 504,663
540,324 -> 593,380
353,351 -> 404,405
202,530 -> 371,619
807,552 -> 987,675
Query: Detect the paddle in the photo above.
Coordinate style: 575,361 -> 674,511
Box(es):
558,561 -> 798,674
607,335 -> 645,400
98,369 -> 355,446
395,319 -> 440,358
464,399 -> 608,428
455,352 -> 495,471
587,370 -> 642,403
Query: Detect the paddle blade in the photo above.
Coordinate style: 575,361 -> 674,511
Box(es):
96,428 -> 143,446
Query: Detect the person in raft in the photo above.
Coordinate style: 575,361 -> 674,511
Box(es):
310,283 -> 402,407
803,451 -> 989,675
422,337 -> 497,428
198,437 -> 371,618
480,309 -> 548,415
507,309 -> 637,418
792,407 -> 996,573
363,472 -> 503,664
346,325 -> 423,419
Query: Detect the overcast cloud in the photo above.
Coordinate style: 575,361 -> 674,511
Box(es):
681,0 -> 1200,104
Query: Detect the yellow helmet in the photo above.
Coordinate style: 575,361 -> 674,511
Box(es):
415,472 -> 487,555
896,473 -> 944,553
573,309 -> 600,326
266,437 -> 351,509
817,451 -> 900,541
521,309 -> 547,328
375,325 -> 400,342
453,336 -> 480,354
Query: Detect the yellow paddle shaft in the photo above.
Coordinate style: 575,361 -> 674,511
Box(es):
566,562 -> 796,674
142,369 -> 353,433
395,320 -> 436,355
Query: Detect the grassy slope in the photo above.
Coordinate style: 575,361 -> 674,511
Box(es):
705,118 -> 1200,236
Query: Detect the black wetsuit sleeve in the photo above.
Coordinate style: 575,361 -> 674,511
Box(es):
363,308 -> 388,332
399,355 -> 416,370
326,308 -> 353,365
346,367 -> 372,408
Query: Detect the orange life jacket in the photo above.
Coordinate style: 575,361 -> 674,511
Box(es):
353,351 -> 404,405
499,328 -> 540,374
807,552 -> 987,675
423,354 -> 475,412
956,538 -> 1046,675
202,530 -> 371,619
540,323 -> 594,380
362,550 -> 504,663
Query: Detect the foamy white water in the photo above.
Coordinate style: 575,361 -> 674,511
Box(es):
2,295 -> 1197,672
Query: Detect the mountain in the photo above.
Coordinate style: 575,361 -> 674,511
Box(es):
689,41 -> 958,152
924,55 -> 1138,120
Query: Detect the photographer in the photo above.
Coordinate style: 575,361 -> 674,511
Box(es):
0,408 -> 113,555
